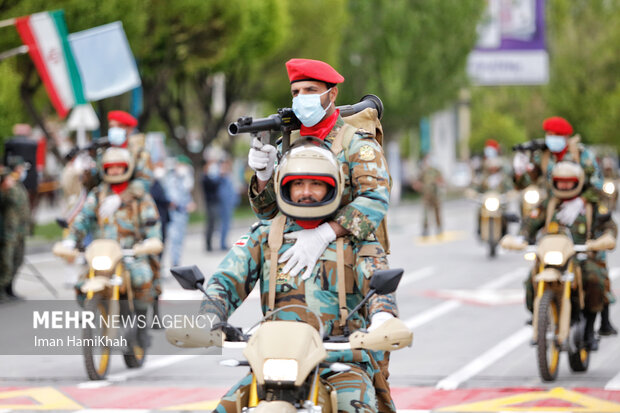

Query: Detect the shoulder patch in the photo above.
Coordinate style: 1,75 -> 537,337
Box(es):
249,221 -> 263,233
359,145 -> 375,161
233,234 -> 250,247
530,208 -> 540,219
599,205 -> 609,215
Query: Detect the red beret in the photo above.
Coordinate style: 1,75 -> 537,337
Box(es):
543,117 -> 573,136
108,110 -> 138,128
286,58 -> 344,84
485,139 -> 500,149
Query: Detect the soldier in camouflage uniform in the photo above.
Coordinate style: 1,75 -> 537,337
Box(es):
502,161 -> 617,349
248,58 -> 390,279
0,156 -> 31,301
204,143 -> 398,413
55,148 -> 162,330
412,155 -> 444,236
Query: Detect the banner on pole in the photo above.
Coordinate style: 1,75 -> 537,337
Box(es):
68,21 -> 141,101
467,0 -> 549,85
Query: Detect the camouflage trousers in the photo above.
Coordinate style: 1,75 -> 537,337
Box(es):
75,256 -> 155,310
0,235 -> 25,289
525,258 -> 607,313
214,363 -> 380,413
422,196 -> 442,233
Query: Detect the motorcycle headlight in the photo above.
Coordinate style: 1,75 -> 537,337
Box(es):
543,251 -> 564,266
603,182 -> 615,195
524,252 -> 537,261
523,189 -> 540,205
263,359 -> 298,382
92,256 -> 113,271
484,197 -> 500,212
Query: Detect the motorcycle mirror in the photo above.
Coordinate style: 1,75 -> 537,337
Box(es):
369,269 -> 404,295
170,265 -> 206,291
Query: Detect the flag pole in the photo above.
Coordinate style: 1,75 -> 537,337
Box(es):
0,18 -> 16,28
0,45 -> 28,62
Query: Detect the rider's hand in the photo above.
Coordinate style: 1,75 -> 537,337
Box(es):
586,232 -> 617,251
367,312 -> 395,332
100,194 -> 122,219
500,235 -> 527,250
556,197 -> 585,226
512,152 -> 530,176
133,238 -> 164,256
279,223 -> 337,280
248,137 -> 277,182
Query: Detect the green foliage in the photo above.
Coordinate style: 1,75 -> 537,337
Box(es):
338,0 -> 484,137
469,109 -> 527,155
0,61 -> 27,154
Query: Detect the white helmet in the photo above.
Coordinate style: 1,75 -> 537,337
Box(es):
101,147 -> 135,184
274,140 -> 345,220
551,161 -> 585,200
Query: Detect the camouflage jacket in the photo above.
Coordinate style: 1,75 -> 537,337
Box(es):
420,166 -> 443,198
67,184 -> 161,248
519,198 -> 617,262
201,217 -> 397,363
249,115 -> 390,243
0,181 -> 30,241
515,144 -> 603,203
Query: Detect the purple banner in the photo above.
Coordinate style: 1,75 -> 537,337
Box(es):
475,0 -> 546,52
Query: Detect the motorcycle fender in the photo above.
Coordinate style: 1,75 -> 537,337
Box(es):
165,327 -> 223,348
80,276 -> 109,293
254,401 -> 297,413
534,269 -> 561,283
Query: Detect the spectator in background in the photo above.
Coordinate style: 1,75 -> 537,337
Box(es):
201,158 -> 220,252
412,154 -> 444,236
216,157 -> 240,250
165,155 -> 195,267
150,163 -> 171,255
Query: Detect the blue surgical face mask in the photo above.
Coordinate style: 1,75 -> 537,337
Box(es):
484,147 -> 498,158
292,88 -> 332,127
545,134 -> 567,153
108,127 -> 127,146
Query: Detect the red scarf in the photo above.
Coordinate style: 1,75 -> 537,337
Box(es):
295,219 -> 323,229
300,109 -> 339,141
554,145 -> 569,161
110,182 -> 129,194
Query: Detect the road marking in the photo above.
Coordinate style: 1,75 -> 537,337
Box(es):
415,231 -> 466,246
399,266 -> 436,288
162,399 -> 220,410
24,252 -> 57,264
437,386 -> 620,412
77,354 -> 201,388
436,326 -> 531,390
404,267 -> 526,330
0,387 -> 83,410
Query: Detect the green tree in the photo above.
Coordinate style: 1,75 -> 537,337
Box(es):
338,0 -> 484,139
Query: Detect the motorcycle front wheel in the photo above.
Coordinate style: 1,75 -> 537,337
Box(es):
83,295 -> 112,380
537,290 -> 560,381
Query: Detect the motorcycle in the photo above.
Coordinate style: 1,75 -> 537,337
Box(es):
166,265 -> 413,412
503,229 -> 615,381
603,178 -> 618,211
467,189 -> 519,257
520,184 -> 545,218
54,238 -> 161,380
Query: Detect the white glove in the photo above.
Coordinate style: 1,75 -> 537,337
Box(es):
279,223 -> 337,280
53,239 -> 78,261
99,194 -> 121,219
367,312 -> 395,332
556,197 -> 585,226
248,137 -> 277,182
513,152 -> 530,176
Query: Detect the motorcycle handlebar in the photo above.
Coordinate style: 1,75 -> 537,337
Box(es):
228,94 -> 383,136
512,139 -> 546,152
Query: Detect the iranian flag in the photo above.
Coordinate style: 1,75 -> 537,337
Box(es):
15,10 -> 85,119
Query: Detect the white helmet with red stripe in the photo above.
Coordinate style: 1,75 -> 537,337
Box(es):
101,147 -> 135,184
274,138 -> 345,220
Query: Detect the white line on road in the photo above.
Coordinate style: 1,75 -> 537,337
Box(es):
24,251 -> 57,264
77,354 -> 201,388
399,267 -> 436,288
435,326 -> 531,390
404,267 -> 526,330
604,267 -> 620,389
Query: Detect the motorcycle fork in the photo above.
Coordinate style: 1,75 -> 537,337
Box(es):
249,374 -> 258,407
557,263 -> 573,347
532,272 -> 545,342
86,268 -> 95,300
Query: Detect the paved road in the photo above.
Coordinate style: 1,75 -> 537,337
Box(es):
1,198 -> 619,412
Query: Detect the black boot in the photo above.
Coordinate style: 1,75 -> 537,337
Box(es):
151,297 -> 163,330
136,309 -> 151,348
598,304 -> 618,336
584,311 -> 599,351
